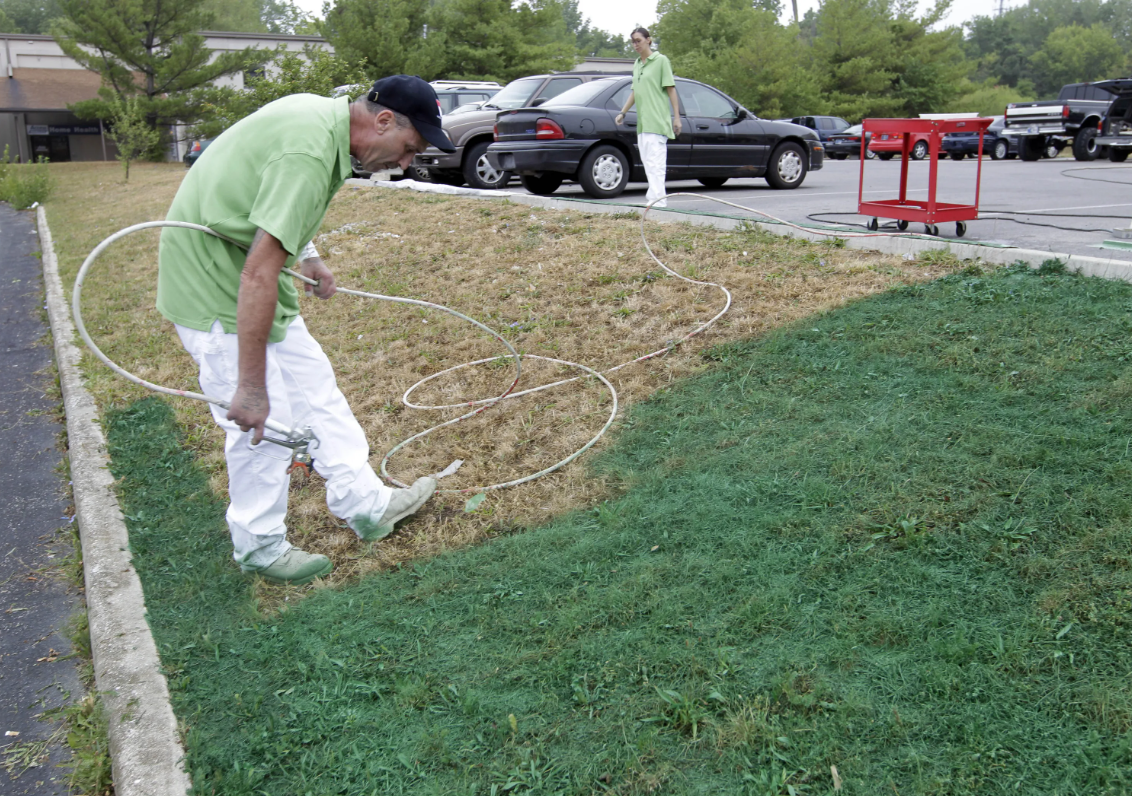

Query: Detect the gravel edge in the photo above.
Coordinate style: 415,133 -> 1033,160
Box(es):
37,206 -> 191,796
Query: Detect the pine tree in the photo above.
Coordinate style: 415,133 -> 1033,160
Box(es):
53,0 -> 267,151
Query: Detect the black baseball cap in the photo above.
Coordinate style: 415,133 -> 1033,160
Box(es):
367,75 -> 456,153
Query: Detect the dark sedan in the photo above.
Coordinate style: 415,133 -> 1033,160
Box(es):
941,116 -> 1020,160
486,77 -> 823,199
825,123 -> 875,159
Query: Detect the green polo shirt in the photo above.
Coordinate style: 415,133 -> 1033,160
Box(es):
632,51 -> 676,139
157,93 -> 352,342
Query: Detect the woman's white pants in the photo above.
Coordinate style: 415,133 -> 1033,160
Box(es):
175,318 -> 392,570
638,132 -> 669,208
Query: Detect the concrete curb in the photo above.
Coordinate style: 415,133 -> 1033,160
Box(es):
37,207 -> 191,796
352,178 -> 1132,282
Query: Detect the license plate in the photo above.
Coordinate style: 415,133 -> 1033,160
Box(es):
880,134 -> 889,140
1028,125 -> 1037,134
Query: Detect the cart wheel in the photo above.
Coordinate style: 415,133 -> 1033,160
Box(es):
924,224 -> 939,236
956,221 -> 967,238
867,218 -> 879,231
896,220 -> 909,231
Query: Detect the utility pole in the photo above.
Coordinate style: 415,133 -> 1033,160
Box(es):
792,0 -> 799,24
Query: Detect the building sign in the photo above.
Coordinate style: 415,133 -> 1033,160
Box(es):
27,124 -> 101,136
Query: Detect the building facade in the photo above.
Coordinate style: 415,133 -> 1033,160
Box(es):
0,31 -> 331,163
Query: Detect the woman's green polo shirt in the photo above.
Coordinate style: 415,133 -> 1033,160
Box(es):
632,51 -> 676,139
157,93 -> 352,342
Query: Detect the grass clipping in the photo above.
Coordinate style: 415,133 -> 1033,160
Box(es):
49,162 -> 967,589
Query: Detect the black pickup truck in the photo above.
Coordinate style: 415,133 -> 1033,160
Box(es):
1004,82 -> 1116,161
1093,78 -> 1132,162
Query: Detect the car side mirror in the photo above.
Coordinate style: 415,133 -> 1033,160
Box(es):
735,107 -> 749,121
531,97 -> 547,107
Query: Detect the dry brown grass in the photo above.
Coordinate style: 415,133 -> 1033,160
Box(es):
46,161 -> 965,598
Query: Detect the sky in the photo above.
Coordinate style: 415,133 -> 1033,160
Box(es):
290,0 -> 1004,36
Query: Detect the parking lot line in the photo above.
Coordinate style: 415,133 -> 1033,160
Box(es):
1012,202 -> 1132,213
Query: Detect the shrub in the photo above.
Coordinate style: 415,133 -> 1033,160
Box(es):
0,146 -> 53,209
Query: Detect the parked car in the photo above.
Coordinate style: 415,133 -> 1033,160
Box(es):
868,129 -> 936,160
184,139 -> 212,167
825,123 -> 874,159
1005,81 -> 1116,161
431,80 -> 501,115
486,76 -> 823,199
939,116 -> 1023,160
789,115 -> 851,149
414,72 -> 627,190
1093,77 -> 1132,162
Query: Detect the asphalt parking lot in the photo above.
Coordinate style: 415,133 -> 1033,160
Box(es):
505,156 -> 1132,263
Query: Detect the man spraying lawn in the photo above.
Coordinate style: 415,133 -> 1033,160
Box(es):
156,75 -> 457,585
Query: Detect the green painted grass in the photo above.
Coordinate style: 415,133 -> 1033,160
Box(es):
108,262 -> 1132,795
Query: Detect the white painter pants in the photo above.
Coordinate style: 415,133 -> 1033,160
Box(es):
638,132 -> 669,208
175,318 -> 392,569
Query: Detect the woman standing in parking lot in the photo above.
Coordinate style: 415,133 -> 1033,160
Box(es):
615,27 -> 682,208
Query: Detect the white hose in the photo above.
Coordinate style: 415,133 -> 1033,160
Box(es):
74,192 -> 911,495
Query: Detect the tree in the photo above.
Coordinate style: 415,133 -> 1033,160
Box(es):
0,0 -> 62,34
809,0 -> 904,119
199,0 -> 310,34
319,0 -> 432,78
106,94 -> 160,180
192,47 -> 368,140
1029,23 -> 1126,96
946,78 -> 1034,117
655,0 -> 823,118
320,0 -> 578,83
53,0 -> 267,154
558,0 -> 629,57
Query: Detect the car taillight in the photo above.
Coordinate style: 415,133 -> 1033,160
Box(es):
1062,105 -> 1070,118
493,123 -> 499,141
535,118 -> 565,140
191,141 -> 201,152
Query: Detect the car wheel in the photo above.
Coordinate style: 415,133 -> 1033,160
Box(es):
991,140 -> 1008,160
864,147 -> 878,160
1068,127 -> 1095,161
1043,141 -> 1061,159
949,152 -> 964,161
411,164 -> 432,182
578,145 -> 629,198
1111,149 -> 1131,163
520,173 -> 564,196
1073,127 -> 1099,161
1019,136 -> 1044,161
698,177 -> 729,188
877,152 -> 895,161
463,141 -> 511,190
765,142 -> 807,189
910,140 -> 929,160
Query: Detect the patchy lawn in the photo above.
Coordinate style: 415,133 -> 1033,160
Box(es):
106,262 -> 1132,794
45,161 -> 957,597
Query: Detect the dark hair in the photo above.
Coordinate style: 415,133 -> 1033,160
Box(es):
631,27 -> 651,41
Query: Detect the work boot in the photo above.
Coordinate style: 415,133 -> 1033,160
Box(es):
354,477 -> 438,541
249,548 -> 332,584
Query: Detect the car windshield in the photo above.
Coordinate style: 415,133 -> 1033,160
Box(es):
543,79 -> 618,108
484,77 -> 544,110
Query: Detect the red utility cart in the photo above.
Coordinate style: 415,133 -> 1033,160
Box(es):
858,117 -> 994,237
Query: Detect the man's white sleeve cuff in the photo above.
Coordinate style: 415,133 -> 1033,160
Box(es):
298,241 -> 319,261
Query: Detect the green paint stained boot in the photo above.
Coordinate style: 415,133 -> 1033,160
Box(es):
250,548 -> 333,584
353,477 -> 438,541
